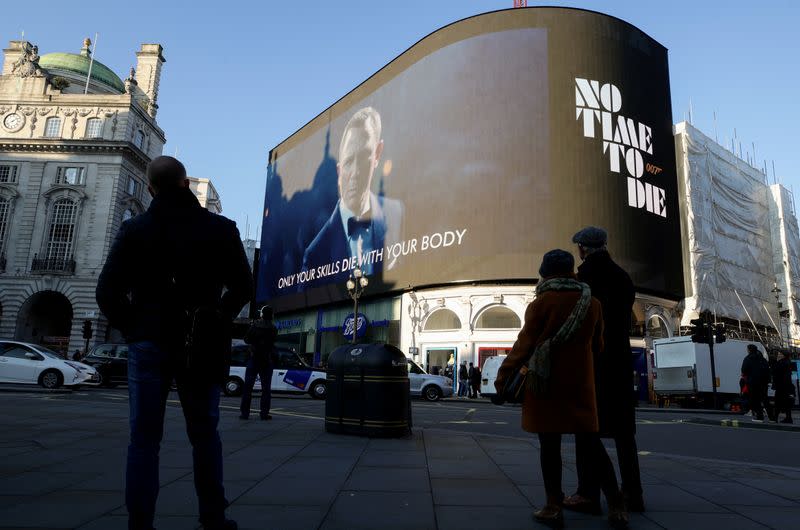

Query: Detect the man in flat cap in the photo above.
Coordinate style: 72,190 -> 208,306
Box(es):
564,226 -> 645,515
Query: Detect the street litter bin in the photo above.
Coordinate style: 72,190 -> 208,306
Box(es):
325,343 -> 411,437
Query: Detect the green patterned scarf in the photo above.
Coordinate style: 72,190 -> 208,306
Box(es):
525,277 -> 592,396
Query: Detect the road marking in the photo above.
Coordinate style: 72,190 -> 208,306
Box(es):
638,451 -> 651,456
217,404 -> 323,421
464,408 -> 476,421
442,420 -> 488,425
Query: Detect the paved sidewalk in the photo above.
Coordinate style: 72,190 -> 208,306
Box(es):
1,396 -> 799,529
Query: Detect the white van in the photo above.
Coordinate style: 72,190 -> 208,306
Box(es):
480,355 -> 507,397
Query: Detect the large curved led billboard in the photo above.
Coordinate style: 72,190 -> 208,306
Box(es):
257,8 -> 683,311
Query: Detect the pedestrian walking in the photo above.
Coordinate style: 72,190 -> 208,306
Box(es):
771,350 -> 794,424
96,156 -> 252,530
240,306 -> 277,420
469,362 -> 481,398
458,362 -> 470,397
564,226 -> 644,515
495,249 -> 628,529
741,344 -> 771,422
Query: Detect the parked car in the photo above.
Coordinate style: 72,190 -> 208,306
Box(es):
81,343 -> 129,387
0,340 -> 98,389
407,359 -> 453,401
224,342 -> 327,399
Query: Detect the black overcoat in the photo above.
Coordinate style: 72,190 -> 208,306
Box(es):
96,187 -> 253,354
577,250 -> 636,436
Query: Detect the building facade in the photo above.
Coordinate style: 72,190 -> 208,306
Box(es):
0,38 -> 166,354
187,176 -> 221,214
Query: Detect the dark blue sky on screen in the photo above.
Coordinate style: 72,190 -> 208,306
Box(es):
2,0 -> 797,234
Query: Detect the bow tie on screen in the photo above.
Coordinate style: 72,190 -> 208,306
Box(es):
347,217 -> 372,237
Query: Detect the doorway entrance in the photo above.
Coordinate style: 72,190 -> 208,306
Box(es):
15,290 -> 73,353
425,347 -> 458,391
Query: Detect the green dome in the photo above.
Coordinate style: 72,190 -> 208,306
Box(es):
39,52 -> 125,93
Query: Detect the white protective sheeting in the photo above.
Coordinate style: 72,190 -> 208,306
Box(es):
768,185 -> 800,342
675,122 -> 799,339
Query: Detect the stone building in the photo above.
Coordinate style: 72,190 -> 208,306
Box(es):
187,176 -> 221,214
0,38 -> 166,353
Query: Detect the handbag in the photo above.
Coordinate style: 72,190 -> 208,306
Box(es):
502,365 -> 529,404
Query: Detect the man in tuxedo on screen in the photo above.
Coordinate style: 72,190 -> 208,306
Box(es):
302,107 -> 403,282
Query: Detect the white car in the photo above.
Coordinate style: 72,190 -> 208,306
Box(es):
407,359 -> 454,401
225,343 -> 327,399
0,340 -> 98,389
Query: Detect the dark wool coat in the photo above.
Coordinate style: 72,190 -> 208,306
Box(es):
96,187 -> 253,351
577,250 -> 636,436
244,320 -> 278,367
772,357 -> 794,397
495,284 -> 604,434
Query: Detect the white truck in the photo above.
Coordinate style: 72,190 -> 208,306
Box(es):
480,355 -> 508,397
652,337 -> 768,408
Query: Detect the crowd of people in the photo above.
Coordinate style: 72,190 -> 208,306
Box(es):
741,344 -> 795,424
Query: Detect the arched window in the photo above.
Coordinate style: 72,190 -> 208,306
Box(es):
85,118 -> 102,138
475,306 -> 521,329
647,315 -> 670,338
45,199 -> 77,261
44,117 -> 62,138
0,197 -> 10,261
423,308 -> 461,331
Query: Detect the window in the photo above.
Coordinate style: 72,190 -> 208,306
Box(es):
0,198 -> 10,258
122,209 -> 134,222
45,198 -> 77,261
89,344 -> 115,359
44,117 -> 62,138
475,306 -> 521,329
423,308 -> 462,331
56,167 -> 85,185
0,344 -> 39,360
134,130 -> 145,149
0,165 -> 17,183
126,176 -> 139,196
85,118 -> 102,138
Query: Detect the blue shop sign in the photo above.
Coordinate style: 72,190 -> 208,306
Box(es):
342,313 -> 369,340
276,318 -> 303,331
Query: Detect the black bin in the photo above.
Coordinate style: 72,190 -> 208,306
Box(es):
325,343 -> 411,437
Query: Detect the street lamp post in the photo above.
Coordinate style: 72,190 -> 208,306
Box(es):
346,267 -> 369,344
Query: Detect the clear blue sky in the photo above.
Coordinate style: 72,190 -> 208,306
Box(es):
3,1 -> 798,236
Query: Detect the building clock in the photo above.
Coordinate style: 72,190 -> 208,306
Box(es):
3,112 -> 25,132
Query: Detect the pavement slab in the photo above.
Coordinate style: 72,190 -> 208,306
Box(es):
321,491 -> 436,530
1,392 -> 798,529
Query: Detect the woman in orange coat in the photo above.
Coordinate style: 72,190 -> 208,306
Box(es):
495,249 -> 627,529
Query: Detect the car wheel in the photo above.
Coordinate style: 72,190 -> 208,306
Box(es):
40,369 -> 64,390
423,385 -> 442,402
224,377 -> 244,397
309,380 -> 326,400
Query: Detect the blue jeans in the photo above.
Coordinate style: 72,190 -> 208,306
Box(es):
240,357 -> 273,418
126,341 -> 227,529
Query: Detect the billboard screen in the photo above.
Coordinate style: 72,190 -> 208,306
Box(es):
257,8 -> 683,311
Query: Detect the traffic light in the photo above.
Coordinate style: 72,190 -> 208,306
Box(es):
714,323 -> 726,343
82,320 -> 93,340
690,318 -> 709,344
